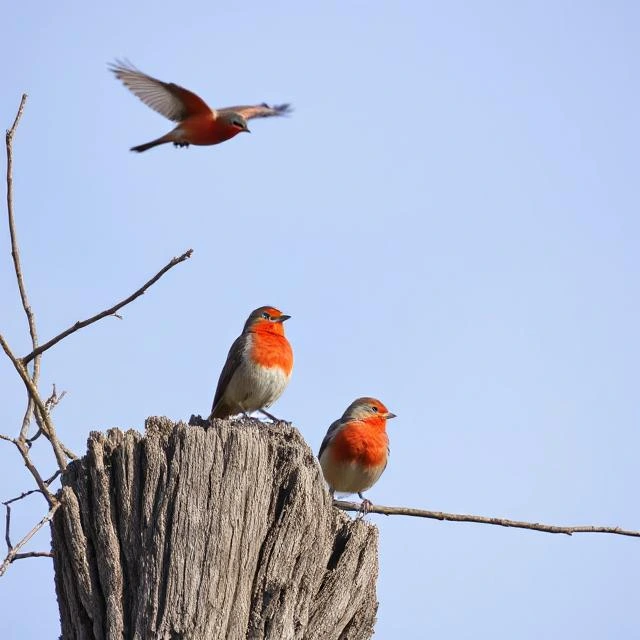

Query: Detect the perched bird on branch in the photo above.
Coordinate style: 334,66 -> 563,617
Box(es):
109,60 -> 292,152
209,306 -> 293,422
319,397 -> 396,513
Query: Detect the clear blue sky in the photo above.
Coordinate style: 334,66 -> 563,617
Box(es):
1,1 -> 639,637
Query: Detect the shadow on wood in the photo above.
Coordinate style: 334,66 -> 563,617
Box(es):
51,417 -> 379,639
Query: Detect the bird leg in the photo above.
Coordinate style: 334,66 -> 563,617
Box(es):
259,409 -> 280,422
357,492 -> 373,518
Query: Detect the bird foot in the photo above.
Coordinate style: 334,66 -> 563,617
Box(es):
259,409 -> 280,422
357,498 -> 373,518
173,141 -> 190,148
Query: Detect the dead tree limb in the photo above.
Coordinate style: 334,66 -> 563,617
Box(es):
0,334 -> 68,469
5,93 -> 42,440
5,94 -> 31,332
0,502 -> 60,577
334,500 -> 640,538
0,428 -> 56,506
21,248 -> 194,365
1,473 -> 61,574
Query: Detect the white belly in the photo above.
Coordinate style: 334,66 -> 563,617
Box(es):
225,360 -> 290,413
319,453 -> 386,494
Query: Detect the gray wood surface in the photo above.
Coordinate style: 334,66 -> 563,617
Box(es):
52,417 -> 379,639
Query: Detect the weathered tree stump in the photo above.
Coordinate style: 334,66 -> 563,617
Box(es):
51,417 -> 379,639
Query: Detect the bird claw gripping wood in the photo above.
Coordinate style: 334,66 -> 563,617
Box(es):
357,497 -> 373,519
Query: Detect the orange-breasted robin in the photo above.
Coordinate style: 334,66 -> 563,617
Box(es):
209,306 -> 293,421
318,397 -> 396,512
109,60 -> 292,152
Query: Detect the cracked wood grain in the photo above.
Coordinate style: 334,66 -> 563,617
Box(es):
52,417 -> 379,639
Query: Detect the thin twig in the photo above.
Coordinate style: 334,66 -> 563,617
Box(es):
3,469 -> 60,509
0,335 -> 67,470
5,94 -> 34,344
25,428 -> 42,446
5,95 -> 41,442
44,383 -> 66,412
3,470 -> 61,554
0,502 -> 59,577
60,443 -> 77,460
22,248 -> 194,365
0,361 -> 66,483
44,469 -> 62,486
4,488 -> 42,507
334,500 -> 640,538
3,434 -> 56,507
25,385 -> 67,448
4,504 -> 11,550
13,551 -> 52,561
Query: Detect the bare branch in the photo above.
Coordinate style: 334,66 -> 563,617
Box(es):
4,488 -> 42,507
3,470 -> 62,555
0,334 -> 67,469
21,388 -> 74,458
19,395 -> 38,442
3,470 -> 60,509
60,443 -> 78,460
4,503 -> 11,550
44,469 -> 62,486
25,386 -> 68,448
22,248 -> 194,365
25,428 -> 42,446
5,95 -> 42,441
333,500 -> 640,538
5,94 -> 34,344
44,383 -> 66,412
2,434 -> 56,506
0,502 -> 59,576
13,551 -> 53,561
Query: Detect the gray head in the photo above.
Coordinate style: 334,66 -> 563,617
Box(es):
221,112 -> 250,134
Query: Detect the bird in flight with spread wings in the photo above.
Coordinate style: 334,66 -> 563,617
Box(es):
109,60 -> 292,153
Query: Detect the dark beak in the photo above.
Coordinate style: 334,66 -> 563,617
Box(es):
244,127 -> 251,134
385,412 -> 397,419
276,314 -> 291,323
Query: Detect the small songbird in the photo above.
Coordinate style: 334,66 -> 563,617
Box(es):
209,306 -> 293,421
318,397 -> 396,513
109,60 -> 292,152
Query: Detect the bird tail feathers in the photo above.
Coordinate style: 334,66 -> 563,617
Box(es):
130,133 -> 173,153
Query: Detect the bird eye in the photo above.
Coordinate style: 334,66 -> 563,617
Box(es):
371,406 -> 379,412
261,312 -> 270,320
234,120 -> 244,128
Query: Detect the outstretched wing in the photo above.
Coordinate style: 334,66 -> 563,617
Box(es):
318,418 -> 345,460
210,334 -> 247,416
219,103 -> 292,120
109,59 -> 214,121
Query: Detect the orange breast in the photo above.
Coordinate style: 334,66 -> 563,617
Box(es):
182,114 -> 239,145
330,420 -> 388,468
250,332 -> 293,374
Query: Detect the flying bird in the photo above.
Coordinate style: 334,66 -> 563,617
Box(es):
318,397 -> 396,514
209,306 -> 293,421
109,60 -> 292,152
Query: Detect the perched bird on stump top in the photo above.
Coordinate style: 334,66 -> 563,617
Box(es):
319,397 -> 396,514
109,60 -> 292,152
209,306 -> 293,422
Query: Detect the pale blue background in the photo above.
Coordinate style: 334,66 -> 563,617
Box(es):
1,2 -> 639,638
